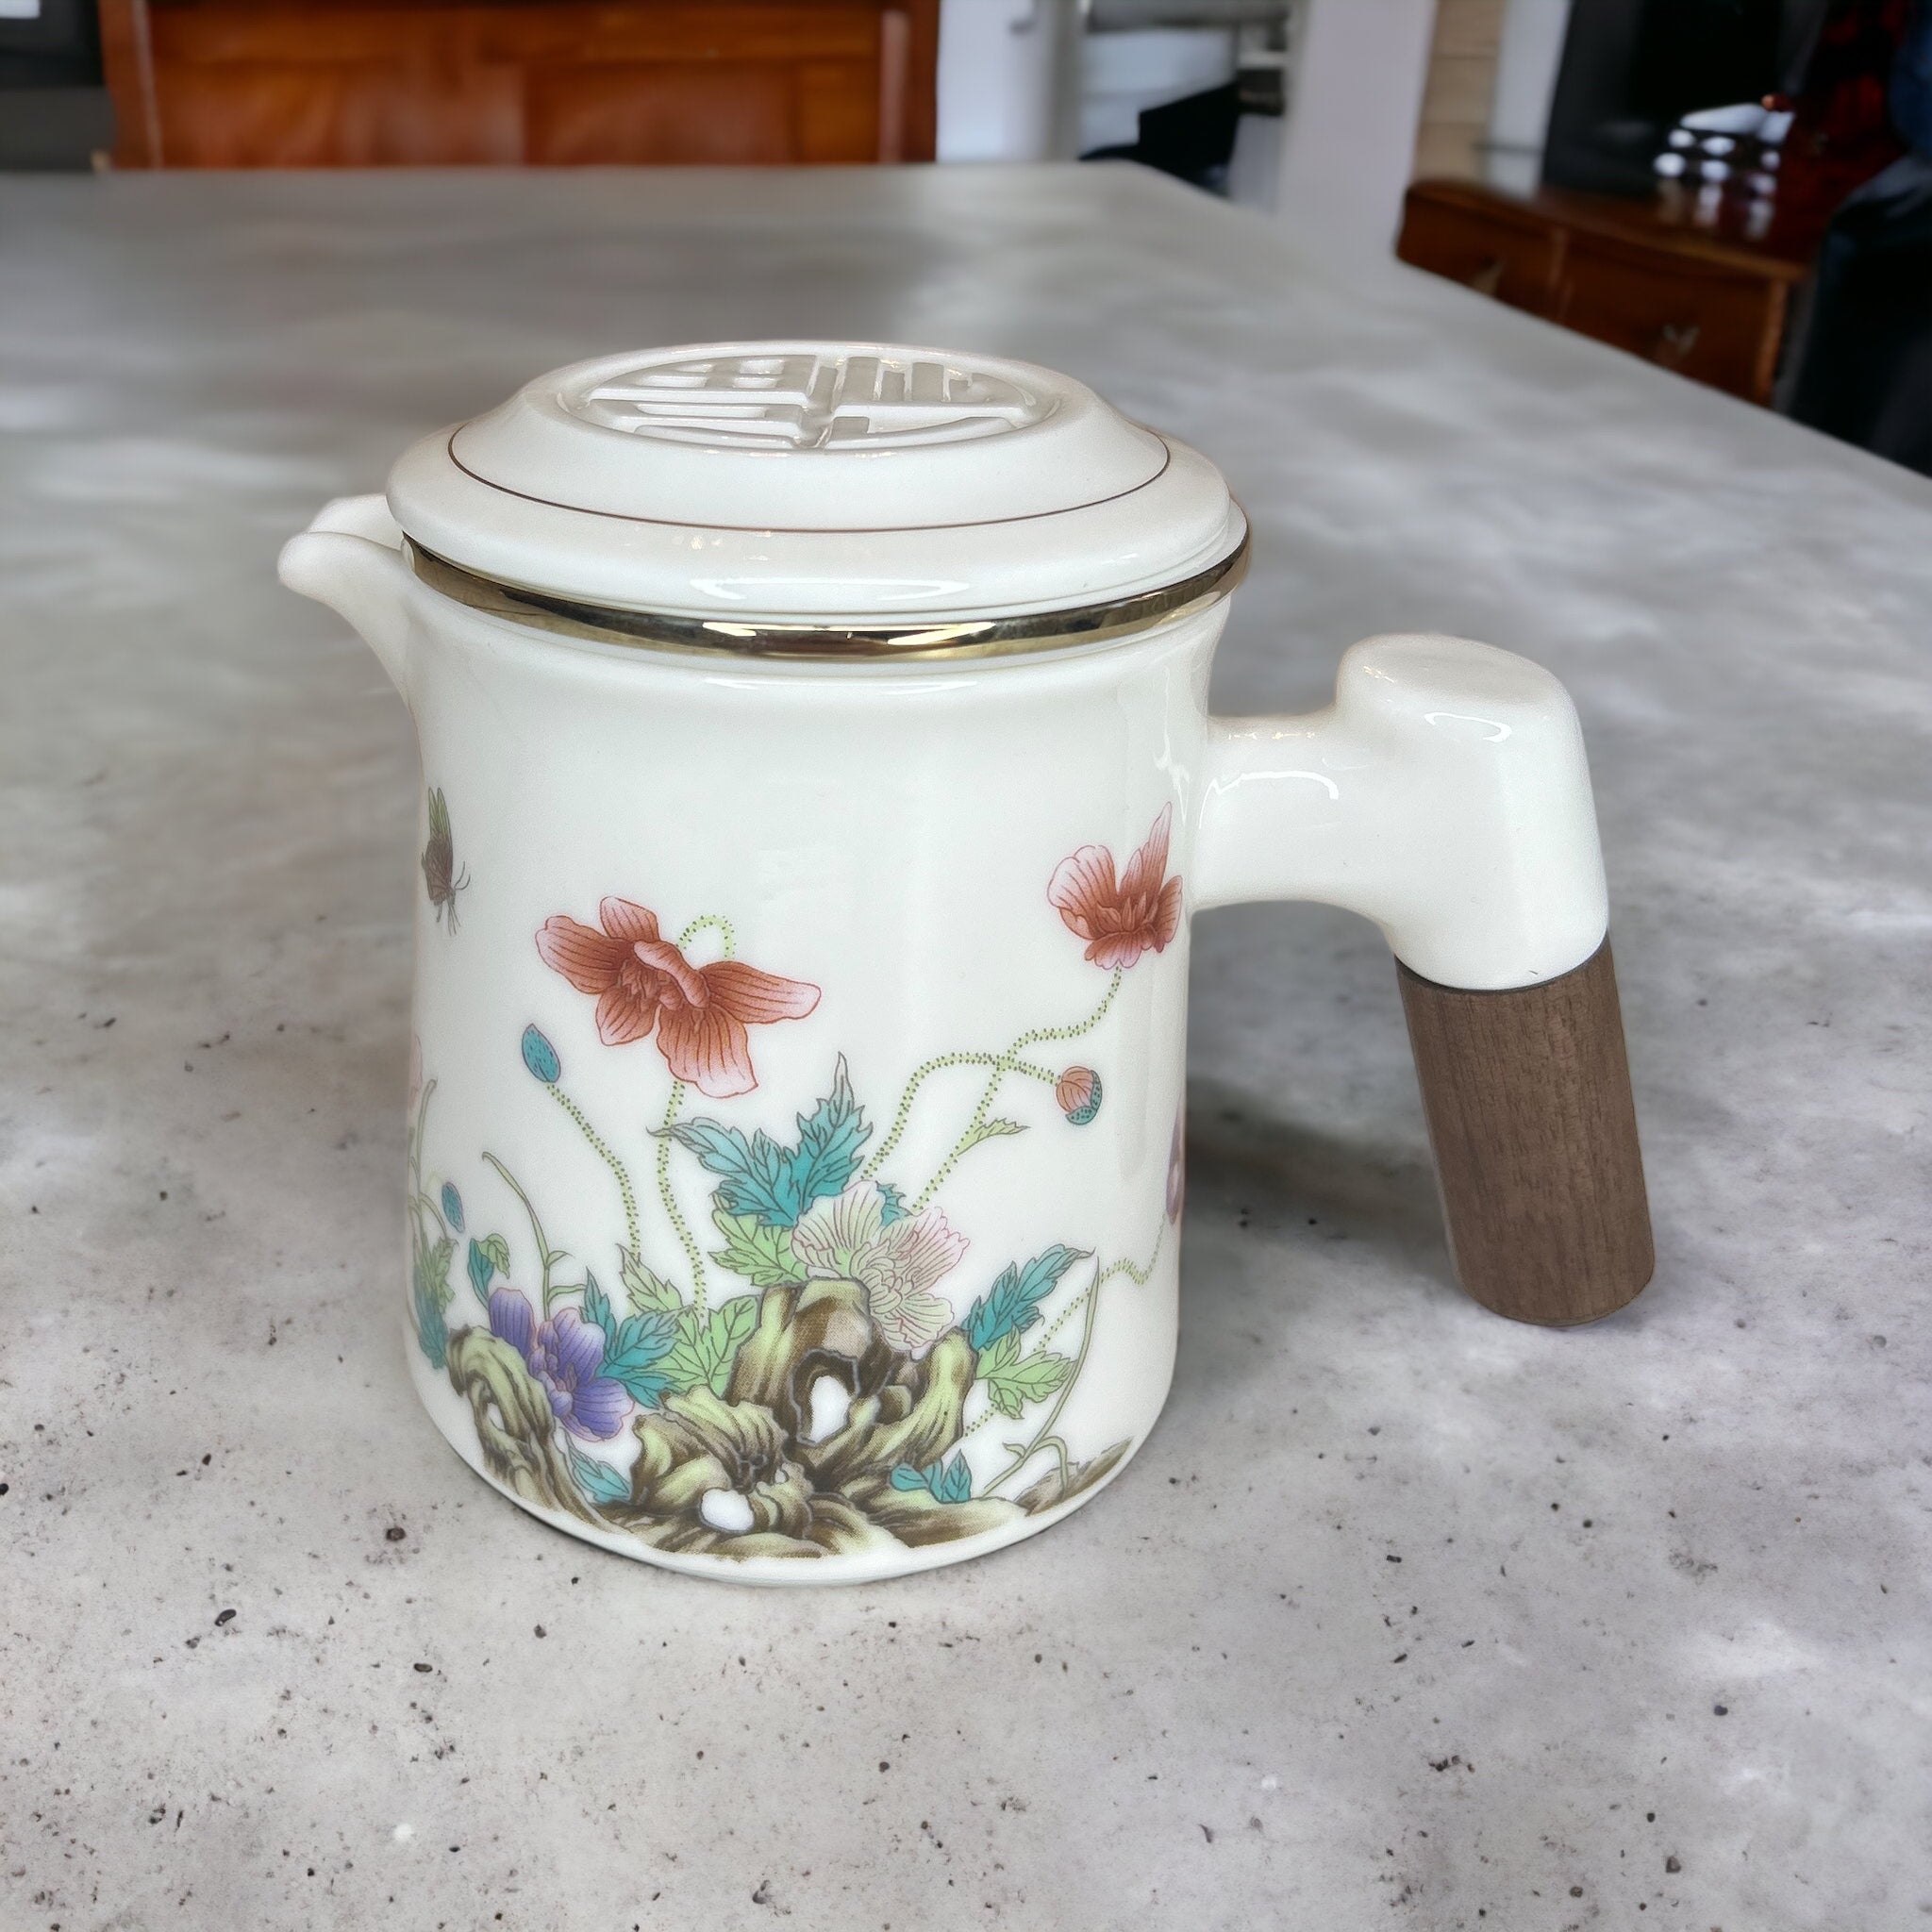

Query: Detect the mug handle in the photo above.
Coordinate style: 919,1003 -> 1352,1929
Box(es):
1193,633 -> 1653,1326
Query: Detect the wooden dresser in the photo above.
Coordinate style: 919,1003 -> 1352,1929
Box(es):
1398,178 -> 1811,406
98,0 -> 937,168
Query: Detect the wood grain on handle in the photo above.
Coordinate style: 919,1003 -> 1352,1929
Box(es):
1398,940 -> 1653,1326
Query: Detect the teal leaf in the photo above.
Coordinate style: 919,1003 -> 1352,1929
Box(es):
440,1182 -> 465,1232
875,1181 -> 908,1225
618,1246 -> 682,1314
521,1025 -> 560,1085
710,1209 -> 808,1289
889,1457 -> 972,1504
603,1308 -> 678,1406
963,1244 -> 1091,1354
935,1457 -> 974,1506
786,1057 -> 871,1209
662,1120 -> 804,1226
582,1272 -> 615,1342
567,1442 -> 632,1507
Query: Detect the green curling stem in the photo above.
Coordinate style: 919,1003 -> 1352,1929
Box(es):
657,1078 -> 707,1316
863,1052 -> 1058,1179
678,914 -> 736,958
977,1220 -> 1166,1495
1039,1222 -> 1166,1346
546,1084 -> 639,1257
406,1081 -> 452,1256
625,915 -> 730,1316
483,1151 -> 566,1311
913,970 -> 1123,1209
979,1260 -> 1105,1499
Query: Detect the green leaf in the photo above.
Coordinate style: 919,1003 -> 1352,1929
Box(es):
619,1245 -> 683,1315
410,1231 -> 455,1369
467,1232 -> 509,1304
981,1342 -> 1074,1420
417,1233 -> 456,1311
890,1463 -> 929,1491
567,1441 -> 632,1507
958,1117 -> 1027,1156
659,1295 -> 758,1397
582,1273 -> 615,1341
976,1330 -> 1021,1375
710,1209 -> 808,1289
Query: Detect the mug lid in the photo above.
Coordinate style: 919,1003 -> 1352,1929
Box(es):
385,341 -> 1246,651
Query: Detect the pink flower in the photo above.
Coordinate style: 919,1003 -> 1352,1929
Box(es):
1049,804 -> 1182,970
791,1182 -> 967,1356
536,898 -> 819,1100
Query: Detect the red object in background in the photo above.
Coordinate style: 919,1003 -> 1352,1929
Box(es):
1772,0 -> 1912,256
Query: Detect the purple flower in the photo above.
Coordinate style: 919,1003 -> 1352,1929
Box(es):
488,1290 -> 628,1441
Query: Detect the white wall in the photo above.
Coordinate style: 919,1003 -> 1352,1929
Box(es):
1487,0 -> 1574,192
936,0 -> 1064,163
1273,0 -> 1440,261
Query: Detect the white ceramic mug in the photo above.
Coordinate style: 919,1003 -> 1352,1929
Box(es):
281,342 -> 1648,1585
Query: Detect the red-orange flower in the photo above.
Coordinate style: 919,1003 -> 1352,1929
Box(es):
1048,804 -> 1182,970
536,898 -> 819,1100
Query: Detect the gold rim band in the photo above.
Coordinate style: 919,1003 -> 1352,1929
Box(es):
405,536 -> 1249,661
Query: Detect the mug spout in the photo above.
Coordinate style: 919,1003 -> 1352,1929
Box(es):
278,494 -> 418,698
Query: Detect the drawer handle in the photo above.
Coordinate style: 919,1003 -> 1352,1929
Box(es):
1651,322 -> 1702,367
1467,258 -> 1506,296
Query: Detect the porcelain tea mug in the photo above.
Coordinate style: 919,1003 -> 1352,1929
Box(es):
280,341 -> 1651,1585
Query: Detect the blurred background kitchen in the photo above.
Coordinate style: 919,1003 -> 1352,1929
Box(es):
4,0 -> 1927,474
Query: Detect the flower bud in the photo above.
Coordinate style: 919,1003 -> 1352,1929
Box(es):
522,1024 -> 561,1085
1056,1066 -> 1102,1125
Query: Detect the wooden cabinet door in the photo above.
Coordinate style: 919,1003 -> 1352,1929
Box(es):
102,0 -> 937,168
1554,230 -> 1791,406
1398,182 -> 1563,315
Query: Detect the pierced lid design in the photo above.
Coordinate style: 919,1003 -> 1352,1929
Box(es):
566,349 -> 1051,452
386,340 -> 1245,641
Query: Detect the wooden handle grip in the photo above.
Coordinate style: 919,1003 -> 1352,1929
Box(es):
1397,940 -> 1654,1326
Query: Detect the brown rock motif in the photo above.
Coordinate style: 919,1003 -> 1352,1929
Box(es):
444,1325 -> 603,1525
605,1278 -> 1024,1558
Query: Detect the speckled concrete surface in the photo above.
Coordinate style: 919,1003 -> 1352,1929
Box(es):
3,165 -> 1929,1932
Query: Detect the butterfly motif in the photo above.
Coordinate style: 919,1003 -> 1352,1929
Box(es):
421,787 -> 470,932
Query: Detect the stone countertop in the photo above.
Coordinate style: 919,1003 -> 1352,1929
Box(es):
3,164 -> 1927,1931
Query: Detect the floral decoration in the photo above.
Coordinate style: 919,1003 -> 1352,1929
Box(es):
408,806 -> 1184,1560
488,1290 -> 628,1441
1048,803 -> 1181,969
538,897 -> 819,1098
1055,1065 -> 1102,1125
